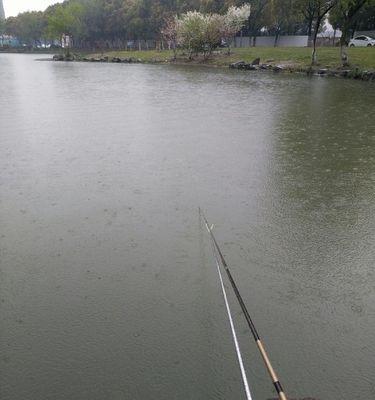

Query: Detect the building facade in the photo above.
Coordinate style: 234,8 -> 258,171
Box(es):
0,0 -> 5,20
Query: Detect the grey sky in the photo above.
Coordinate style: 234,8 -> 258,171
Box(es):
4,0 -> 61,17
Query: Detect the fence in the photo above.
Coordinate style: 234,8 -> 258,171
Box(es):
315,36 -> 341,47
78,39 -> 167,51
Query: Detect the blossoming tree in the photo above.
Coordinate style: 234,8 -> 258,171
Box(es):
221,5 -> 251,54
161,4 -> 251,59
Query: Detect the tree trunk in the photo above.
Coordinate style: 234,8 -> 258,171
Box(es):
340,43 -> 349,66
227,35 -> 234,55
274,28 -> 280,47
248,35 -> 253,47
250,28 -> 257,47
311,16 -> 323,65
308,19 -> 313,37
311,27 -> 318,64
340,20 -> 350,66
337,0 -> 367,66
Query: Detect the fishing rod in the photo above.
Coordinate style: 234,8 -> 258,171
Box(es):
209,233 -> 253,400
200,209 -> 288,400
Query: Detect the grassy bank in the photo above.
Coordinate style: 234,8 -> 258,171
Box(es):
89,46 -> 375,70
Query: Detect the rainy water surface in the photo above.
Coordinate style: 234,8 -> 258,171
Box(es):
1,54 -> 375,400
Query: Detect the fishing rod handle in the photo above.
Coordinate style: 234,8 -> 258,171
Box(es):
256,340 -> 287,400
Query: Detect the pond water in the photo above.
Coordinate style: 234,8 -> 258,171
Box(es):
1,53 -> 375,400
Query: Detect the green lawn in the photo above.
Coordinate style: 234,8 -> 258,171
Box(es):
228,47 -> 375,70
88,46 -> 375,70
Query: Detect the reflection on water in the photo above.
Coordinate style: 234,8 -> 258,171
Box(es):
0,54 -> 374,400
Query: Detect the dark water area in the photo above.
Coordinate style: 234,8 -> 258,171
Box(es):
1,53 -> 375,400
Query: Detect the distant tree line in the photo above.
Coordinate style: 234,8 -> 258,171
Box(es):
0,0 -> 374,61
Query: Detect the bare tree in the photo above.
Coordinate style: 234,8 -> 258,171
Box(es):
309,0 -> 337,65
335,0 -> 371,66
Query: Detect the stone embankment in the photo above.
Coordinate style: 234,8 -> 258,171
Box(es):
53,54 -> 143,63
229,58 -> 375,81
52,53 -> 374,81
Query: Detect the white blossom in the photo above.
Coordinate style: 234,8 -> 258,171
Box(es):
224,5 -> 251,34
162,5 -> 250,56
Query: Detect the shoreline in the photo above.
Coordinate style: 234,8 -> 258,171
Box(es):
53,51 -> 375,82
2,47 -> 374,81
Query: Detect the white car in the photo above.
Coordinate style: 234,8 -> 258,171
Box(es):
349,36 -> 375,47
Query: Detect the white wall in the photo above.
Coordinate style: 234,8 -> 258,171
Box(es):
235,35 -> 308,48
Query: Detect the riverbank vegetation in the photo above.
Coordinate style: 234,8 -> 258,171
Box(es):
161,6 -> 251,59
87,46 -> 375,70
1,0 -> 374,65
